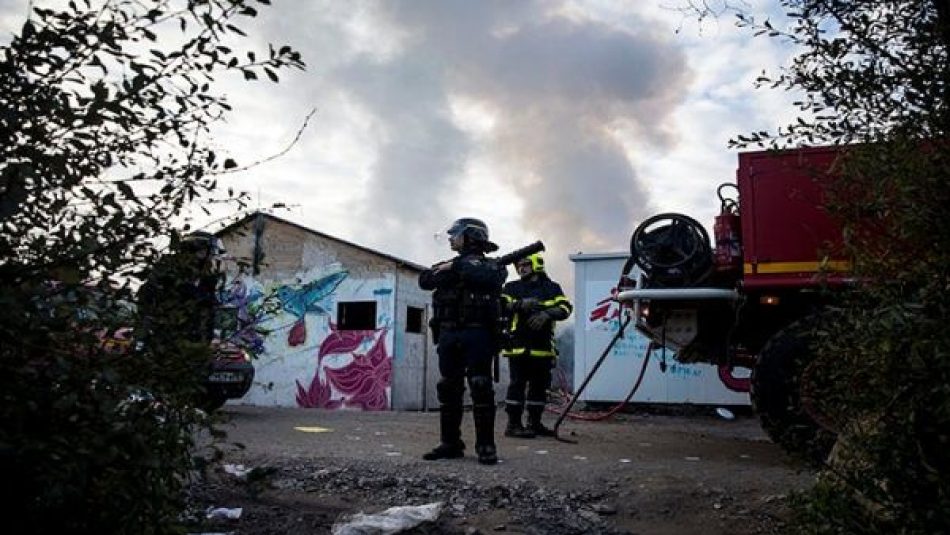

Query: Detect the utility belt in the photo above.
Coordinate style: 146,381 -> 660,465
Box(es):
428,318 -> 497,346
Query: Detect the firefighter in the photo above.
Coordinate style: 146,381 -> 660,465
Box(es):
419,218 -> 507,465
502,253 -> 573,438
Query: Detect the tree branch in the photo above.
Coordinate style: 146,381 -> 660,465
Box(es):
210,106 -> 317,175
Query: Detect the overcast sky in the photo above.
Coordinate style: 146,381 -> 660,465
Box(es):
2,0 -> 799,290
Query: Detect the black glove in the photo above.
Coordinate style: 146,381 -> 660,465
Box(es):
526,310 -> 552,330
518,297 -> 540,312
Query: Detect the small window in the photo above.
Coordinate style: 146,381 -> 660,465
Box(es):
337,301 -> 377,330
406,306 -> 424,334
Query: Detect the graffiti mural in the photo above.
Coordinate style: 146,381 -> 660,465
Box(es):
588,289 -> 621,325
223,263 -> 395,410
323,328 -> 392,410
295,373 -> 342,409
296,321 -> 389,409
219,277 -> 269,357
275,270 -> 348,347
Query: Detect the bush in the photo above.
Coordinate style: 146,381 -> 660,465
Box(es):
0,1 -> 302,532
729,1 -> 950,532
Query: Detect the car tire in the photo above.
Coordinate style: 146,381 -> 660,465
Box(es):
202,395 -> 228,412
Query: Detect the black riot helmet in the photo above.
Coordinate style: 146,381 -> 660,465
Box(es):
447,218 -> 499,253
178,231 -> 223,255
176,231 -> 225,268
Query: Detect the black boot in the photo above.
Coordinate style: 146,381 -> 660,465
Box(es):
424,404 -> 465,460
505,422 -> 536,438
528,405 -> 555,437
504,404 -> 535,438
475,443 -> 498,465
473,403 -> 498,465
530,423 -> 556,437
471,376 -> 498,465
423,441 -> 465,460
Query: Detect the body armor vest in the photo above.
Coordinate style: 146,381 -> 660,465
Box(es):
432,287 -> 500,327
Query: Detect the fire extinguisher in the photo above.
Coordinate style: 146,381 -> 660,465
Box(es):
713,183 -> 742,273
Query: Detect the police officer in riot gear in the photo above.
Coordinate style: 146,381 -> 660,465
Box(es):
502,253 -> 573,438
419,218 -> 507,465
137,232 -> 223,353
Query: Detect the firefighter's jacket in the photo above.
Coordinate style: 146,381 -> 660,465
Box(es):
501,274 -> 572,358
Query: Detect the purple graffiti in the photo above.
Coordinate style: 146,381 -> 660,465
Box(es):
295,373 -> 343,409
220,278 -> 266,356
324,330 -> 391,411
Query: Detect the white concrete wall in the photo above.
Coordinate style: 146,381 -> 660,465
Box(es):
391,269 -> 433,410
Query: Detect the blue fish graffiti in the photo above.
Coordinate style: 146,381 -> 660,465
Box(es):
277,270 -> 348,347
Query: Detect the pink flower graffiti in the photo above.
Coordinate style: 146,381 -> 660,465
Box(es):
288,318 -> 307,347
324,330 -> 392,411
294,373 -> 343,409
317,322 -> 377,365
295,322 -> 390,410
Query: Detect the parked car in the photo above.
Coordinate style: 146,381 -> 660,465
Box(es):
93,300 -> 255,411
202,305 -> 255,410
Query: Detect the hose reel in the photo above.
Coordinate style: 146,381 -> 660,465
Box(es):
630,212 -> 713,288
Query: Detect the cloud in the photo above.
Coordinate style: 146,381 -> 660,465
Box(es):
300,0 -> 693,283
7,1 -> 798,293
331,54 -> 472,253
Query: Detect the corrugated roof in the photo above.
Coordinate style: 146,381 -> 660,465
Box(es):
215,212 -> 428,272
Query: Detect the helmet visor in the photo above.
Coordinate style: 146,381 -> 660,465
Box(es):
446,220 -> 467,238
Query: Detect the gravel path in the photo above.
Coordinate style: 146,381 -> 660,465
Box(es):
184,405 -> 813,534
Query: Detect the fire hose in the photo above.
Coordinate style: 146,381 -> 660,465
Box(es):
550,313 -> 655,443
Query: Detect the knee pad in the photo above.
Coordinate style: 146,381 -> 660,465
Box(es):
437,378 -> 464,405
468,375 -> 494,405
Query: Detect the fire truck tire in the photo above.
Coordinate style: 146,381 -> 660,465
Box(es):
750,320 -> 836,463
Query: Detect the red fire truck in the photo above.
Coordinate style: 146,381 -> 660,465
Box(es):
617,146 -> 850,458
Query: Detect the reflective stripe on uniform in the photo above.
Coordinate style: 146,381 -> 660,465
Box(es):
502,347 -> 557,357
502,293 -> 520,331
541,295 -> 573,316
540,295 -> 570,307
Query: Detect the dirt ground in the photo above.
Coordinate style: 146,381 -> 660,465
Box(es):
184,405 -> 815,534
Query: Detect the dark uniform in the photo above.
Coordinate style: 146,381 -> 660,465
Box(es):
137,232 -> 221,356
419,218 -> 507,465
501,253 -> 572,437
